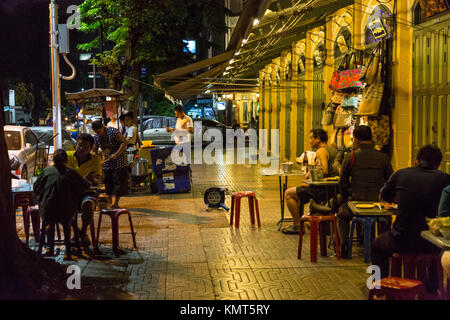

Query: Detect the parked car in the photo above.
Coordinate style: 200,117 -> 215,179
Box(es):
5,125 -> 47,179
30,126 -> 77,164
193,118 -> 232,146
140,116 -> 233,147
140,116 -> 177,145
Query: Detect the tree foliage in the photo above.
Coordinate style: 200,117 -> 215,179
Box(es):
14,82 -> 34,113
78,0 -> 227,115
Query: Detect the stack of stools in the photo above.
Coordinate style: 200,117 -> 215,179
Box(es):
150,146 -> 192,194
298,199 -> 341,262
230,191 -> 261,228
96,208 -> 137,256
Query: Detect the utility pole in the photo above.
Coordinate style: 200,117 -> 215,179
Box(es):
49,0 -> 62,149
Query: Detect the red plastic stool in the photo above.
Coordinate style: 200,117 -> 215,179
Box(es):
13,194 -> 37,246
368,277 -> 426,300
95,209 -> 137,255
24,206 -> 41,246
230,191 -> 261,228
390,252 -> 444,298
298,215 -> 341,262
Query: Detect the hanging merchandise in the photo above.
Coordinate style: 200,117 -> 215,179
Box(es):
367,115 -> 390,151
360,46 -> 381,85
329,52 -> 364,91
330,91 -> 344,105
357,62 -> 384,116
322,91 -> 344,126
343,125 -> 354,149
341,96 -> 359,108
334,105 -> 354,128
367,19 -> 388,40
321,103 -> 337,126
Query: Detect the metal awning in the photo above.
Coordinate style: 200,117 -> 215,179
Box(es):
154,0 -> 272,101
155,0 -> 353,101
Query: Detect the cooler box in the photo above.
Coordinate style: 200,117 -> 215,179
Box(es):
150,146 -> 190,174
156,170 -> 192,194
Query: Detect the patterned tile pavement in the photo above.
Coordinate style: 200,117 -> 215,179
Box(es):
16,147 -> 371,300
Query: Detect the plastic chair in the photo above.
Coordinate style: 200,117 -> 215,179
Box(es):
95,209 -> 137,255
230,191 -> 261,228
298,201 -> 341,262
13,194 -> 40,246
368,277 -> 426,300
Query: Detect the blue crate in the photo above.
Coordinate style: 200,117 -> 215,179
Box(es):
150,146 -> 190,174
156,170 -> 192,194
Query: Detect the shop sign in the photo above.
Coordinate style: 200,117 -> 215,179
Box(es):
368,19 -> 387,40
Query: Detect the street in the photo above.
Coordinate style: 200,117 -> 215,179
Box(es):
17,148 -> 369,300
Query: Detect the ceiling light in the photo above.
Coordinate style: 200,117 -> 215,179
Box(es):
253,18 -> 259,27
235,50 -> 240,55
242,37 -> 249,44
230,59 -> 234,64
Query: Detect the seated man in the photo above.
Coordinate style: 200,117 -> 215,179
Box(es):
34,149 -> 89,260
336,125 -> 393,257
66,133 -> 102,246
371,145 -> 450,284
282,128 -> 338,234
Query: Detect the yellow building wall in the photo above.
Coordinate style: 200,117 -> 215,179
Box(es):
256,0 -> 416,170
280,50 -> 290,161
290,40 -> 305,161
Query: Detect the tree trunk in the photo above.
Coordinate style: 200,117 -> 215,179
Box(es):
0,76 -> 69,300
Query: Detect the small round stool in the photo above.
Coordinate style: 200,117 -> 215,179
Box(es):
96,209 -> 138,255
230,191 -> 261,228
298,214 -> 341,262
368,277 -> 426,300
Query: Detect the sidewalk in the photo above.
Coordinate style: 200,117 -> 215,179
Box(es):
17,148 -> 369,300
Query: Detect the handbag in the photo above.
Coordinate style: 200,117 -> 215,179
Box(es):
321,103 -> 337,126
330,91 -> 344,105
367,115 -> 390,150
330,52 -> 364,91
360,47 -> 381,85
329,68 -> 364,91
334,105 -> 354,128
357,62 -> 384,116
341,96 -> 358,108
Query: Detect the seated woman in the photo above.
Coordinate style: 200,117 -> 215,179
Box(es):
33,149 -> 89,260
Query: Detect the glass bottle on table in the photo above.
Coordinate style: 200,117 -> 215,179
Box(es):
302,152 -> 309,174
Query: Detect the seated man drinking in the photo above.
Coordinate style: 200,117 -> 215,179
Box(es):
66,133 -> 102,246
282,128 -> 338,234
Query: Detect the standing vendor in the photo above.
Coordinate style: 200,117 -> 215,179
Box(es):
124,112 -> 140,152
92,120 -> 128,209
165,105 -> 194,164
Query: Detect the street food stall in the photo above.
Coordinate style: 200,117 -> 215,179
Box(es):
65,88 -> 128,135
65,88 -> 155,193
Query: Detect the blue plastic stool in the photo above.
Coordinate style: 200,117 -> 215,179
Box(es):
348,216 -> 376,263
